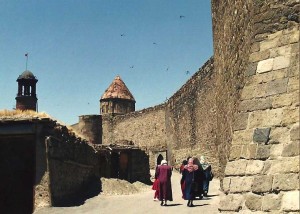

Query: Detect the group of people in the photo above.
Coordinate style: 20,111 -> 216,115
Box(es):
152,156 -> 213,207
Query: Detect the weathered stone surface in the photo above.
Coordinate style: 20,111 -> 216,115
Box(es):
253,128 -> 271,143
273,173 -> 299,191
248,109 -> 283,129
269,127 -> 289,144
241,84 -> 267,100
233,112 -> 249,131
290,123 -> 300,141
260,37 -> 279,51
229,176 -> 253,193
282,107 -> 299,125
252,175 -> 273,193
245,160 -> 264,175
248,69 -> 287,85
249,50 -> 270,62
265,78 -> 288,97
272,93 -> 293,108
261,193 -> 282,211
287,76 -> 300,92
269,45 -> 292,58
241,144 -> 257,160
281,191 -> 300,211
222,177 -> 231,193
288,29 -> 300,43
257,58 -> 274,73
239,98 -> 272,112
232,129 -> 253,145
229,145 -> 242,161
270,144 -> 283,159
245,193 -> 262,211
256,144 -> 271,160
269,157 -> 300,174
245,62 -> 257,77
225,160 -> 248,176
282,141 -> 300,157
219,194 -> 243,212
273,56 -> 291,70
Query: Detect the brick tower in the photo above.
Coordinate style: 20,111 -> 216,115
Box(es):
15,70 -> 38,111
100,75 -> 135,116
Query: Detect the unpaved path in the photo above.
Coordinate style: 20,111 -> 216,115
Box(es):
35,170 -> 221,214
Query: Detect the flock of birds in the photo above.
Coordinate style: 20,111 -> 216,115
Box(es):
120,15 -> 190,76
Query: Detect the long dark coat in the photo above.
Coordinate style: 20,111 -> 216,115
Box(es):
156,165 -> 173,201
181,168 -> 203,200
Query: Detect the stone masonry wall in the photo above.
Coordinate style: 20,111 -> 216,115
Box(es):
102,58 -> 219,174
212,0 -> 254,179
102,104 -> 167,150
166,58 -> 219,173
46,124 -> 100,206
218,0 -> 299,212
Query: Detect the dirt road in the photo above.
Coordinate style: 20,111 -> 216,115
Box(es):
35,170 -> 221,214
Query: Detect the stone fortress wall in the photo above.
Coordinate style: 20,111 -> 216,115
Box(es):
214,0 -> 299,212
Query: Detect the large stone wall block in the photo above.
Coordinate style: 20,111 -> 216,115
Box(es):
219,194 -> 243,212
232,129 -> 253,145
241,84 -> 267,100
288,29 -> 300,44
273,56 -> 291,70
229,145 -> 242,161
257,58 -> 274,73
272,93 -> 293,108
251,175 -> 273,193
273,173 -> 299,191
282,141 -> 300,157
245,62 -> 257,77
290,123 -> 300,141
245,193 -> 262,211
281,191 -> 300,212
245,160 -> 265,175
253,128 -> 271,143
249,50 -> 270,62
239,98 -> 272,112
261,193 -> 282,211
241,144 -> 257,160
260,37 -> 279,51
269,157 -> 300,174
270,144 -> 283,159
269,127 -> 289,144
225,160 -> 248,176
270,45 -> 292,58
256,144 -> 271,160
230,176 -> 253,193
233,112 -> 249,131
287,76 -> 300,92
248,109 -> 283,129
265,78 -> 288,97
282,107 -> 299,125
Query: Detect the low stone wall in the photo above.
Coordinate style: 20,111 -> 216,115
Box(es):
46,125 -> 100,206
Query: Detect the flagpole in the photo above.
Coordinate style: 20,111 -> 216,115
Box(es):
25,53 -> 28,70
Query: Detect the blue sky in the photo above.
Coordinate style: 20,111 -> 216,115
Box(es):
0,0 -> 213,125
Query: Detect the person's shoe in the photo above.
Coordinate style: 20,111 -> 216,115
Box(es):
160,201 -> 164,206
153,198 -> 158,201
190,204 -> 195,207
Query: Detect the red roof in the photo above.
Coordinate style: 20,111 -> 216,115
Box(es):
101,76 -> 135,101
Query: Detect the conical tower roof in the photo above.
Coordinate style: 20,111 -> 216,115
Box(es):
101,75 -> 135,101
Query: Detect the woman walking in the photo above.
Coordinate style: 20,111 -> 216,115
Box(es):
180,158 -> 200,207
200,156 -> 213,197
155,160 -> 173,206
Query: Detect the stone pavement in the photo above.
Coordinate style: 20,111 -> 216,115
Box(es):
35,170 -> 221,214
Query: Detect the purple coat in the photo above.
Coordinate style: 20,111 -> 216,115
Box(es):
156,165 -> 173,201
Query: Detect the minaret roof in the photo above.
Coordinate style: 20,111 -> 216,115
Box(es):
101,75 -> 135,101
17,70 -> 37,80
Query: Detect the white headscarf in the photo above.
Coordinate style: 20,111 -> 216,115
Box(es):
200,156 -> 210,170
161,160 -> 167,165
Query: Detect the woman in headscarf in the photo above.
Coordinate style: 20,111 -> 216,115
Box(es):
180,158 -> 200,207
200,156 -> 212,197
155,160 -> 173,206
